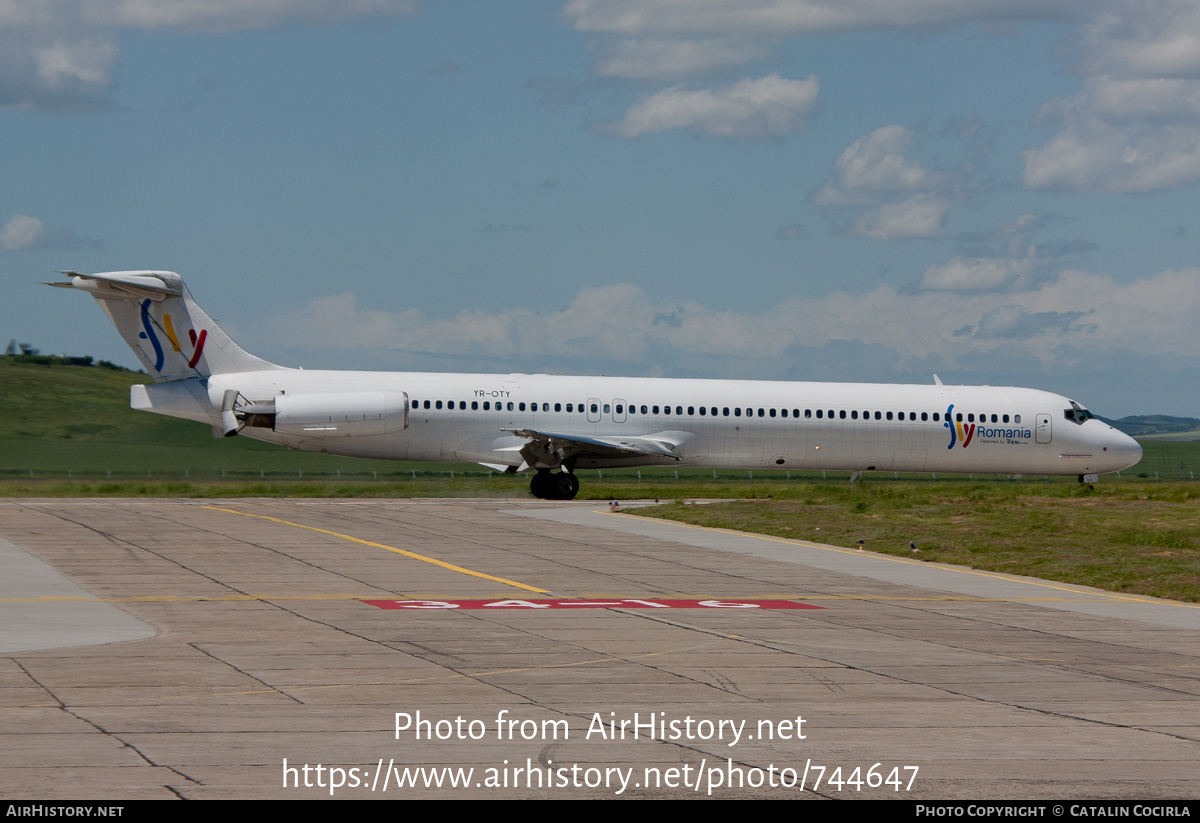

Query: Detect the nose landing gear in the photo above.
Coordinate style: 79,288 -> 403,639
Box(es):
530,469 -> 580,500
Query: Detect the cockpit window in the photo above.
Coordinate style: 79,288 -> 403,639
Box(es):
1064,400 -> 1096,425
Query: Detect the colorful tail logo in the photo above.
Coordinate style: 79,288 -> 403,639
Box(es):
944,404 -> 974,449
138,298 -> 207,372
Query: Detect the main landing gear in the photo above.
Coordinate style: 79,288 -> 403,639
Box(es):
530,469 -> 580,500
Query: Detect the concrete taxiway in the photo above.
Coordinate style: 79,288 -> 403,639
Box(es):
1,498 -> 1198,799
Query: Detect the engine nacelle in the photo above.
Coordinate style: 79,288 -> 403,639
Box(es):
272,391 -> 408,437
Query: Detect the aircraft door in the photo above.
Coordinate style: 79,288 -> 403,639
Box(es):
1036,413 -> 1052,444
612,398 -> 627,423
586,397 -> 601,423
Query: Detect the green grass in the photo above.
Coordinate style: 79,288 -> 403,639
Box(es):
631,481 -> 1200,602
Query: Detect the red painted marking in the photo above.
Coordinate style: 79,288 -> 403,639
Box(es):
187,329 -> 207,368
362,598 -> 823,610
962,422 -> 975,448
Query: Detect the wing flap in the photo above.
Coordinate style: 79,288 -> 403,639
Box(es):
504,428 -> 683,462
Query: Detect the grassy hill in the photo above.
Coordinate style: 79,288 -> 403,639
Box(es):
1,355 -> 1197,488
0,356 -> 482,482
1099,414 -> 1200,439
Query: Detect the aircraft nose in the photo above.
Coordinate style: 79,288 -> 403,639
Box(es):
1106,430 -> 1142,472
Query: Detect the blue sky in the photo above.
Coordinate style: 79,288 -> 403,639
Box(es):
3,0 -> 1199,417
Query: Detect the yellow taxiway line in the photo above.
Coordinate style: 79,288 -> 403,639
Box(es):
203,505 -> 550,594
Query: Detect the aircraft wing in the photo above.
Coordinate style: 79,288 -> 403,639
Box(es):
504,428 -> 683,469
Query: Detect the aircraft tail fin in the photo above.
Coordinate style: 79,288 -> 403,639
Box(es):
51,271 -> 282,382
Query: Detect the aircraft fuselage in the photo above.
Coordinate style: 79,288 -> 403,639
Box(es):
169,369 -> 1142,478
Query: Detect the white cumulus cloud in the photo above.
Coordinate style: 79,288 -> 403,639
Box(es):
815,126 -> 949,206
1078,1 -> 1200,78
1,215 -> 45,250
265,267 -> 1200,384
563,0 -> 1073,37
851,193 -> 952,241
610,73 -> 819,138
1022,1 -> 1200,193
921,253 -> 1037,291
0,0 -> 418,110
594,36 -> 773,79
814,126 -> 959,239
1022,76 -> 1200,193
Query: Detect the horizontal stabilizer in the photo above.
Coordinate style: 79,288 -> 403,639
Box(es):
50,271 -> 183,300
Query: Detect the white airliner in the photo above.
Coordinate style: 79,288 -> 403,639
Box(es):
55,270 -> 1143,499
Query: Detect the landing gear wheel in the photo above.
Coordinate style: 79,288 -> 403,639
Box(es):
550,472 -> 580,501
530,470 -> 579,500
530,471 -> 553,499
